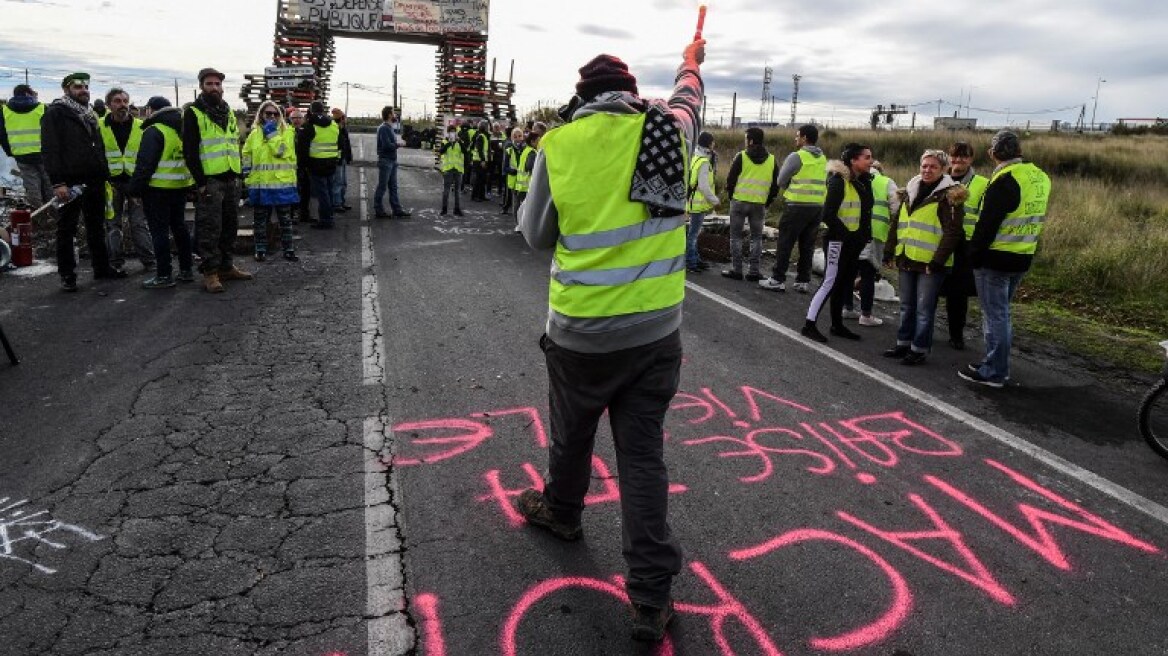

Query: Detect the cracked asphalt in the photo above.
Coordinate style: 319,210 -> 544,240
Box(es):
4,138 -> 1168,655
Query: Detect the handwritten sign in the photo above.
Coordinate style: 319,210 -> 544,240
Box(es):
286,0 -> 488,35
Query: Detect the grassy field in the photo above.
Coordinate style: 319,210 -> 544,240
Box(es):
703,128 -> 1168,373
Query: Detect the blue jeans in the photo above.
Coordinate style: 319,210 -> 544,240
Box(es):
685,212 -> 705,267
896,268 -> 947,353
310,174 -> 336,226
974,268 -> 1025,382
374,157 -> 403,214
331,160 -> 348,208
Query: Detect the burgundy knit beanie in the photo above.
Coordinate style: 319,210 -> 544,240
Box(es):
575,54 -> 639,100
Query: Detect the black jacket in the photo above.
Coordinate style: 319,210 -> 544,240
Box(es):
821,160 -> 874,243
725,144 -> 780,205
41,99 -> 109,186
338,124 -> 353,164
296,113 -> 339,177
128,107 -> 185,197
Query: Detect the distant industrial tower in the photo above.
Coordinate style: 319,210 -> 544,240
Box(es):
790,74 -> 801,126
760,66 -> 773,122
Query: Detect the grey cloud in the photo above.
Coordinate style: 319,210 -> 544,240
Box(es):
577,24 -> 636,40
518,23 -> 546,33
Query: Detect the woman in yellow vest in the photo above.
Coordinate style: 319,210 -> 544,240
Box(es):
940,140 -> 990,350
500,127 -> 524,214
685,131 -> 719,273
243,101 -> 299,261
881,149 -> 967,365
842,159 -> 900,326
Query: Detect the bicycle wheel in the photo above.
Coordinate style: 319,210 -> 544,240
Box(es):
1139,379 -> 1168,460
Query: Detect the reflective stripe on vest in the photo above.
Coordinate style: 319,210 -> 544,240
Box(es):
783,149 -> 827,205
732,152 -> 775,203
441,141 -> 464,173
988,163 -> 1051,255
2,104 -> 44,156
244,127 -> 297,189
961,173 -> 989,239
514,146 -> 534,192
99,117 -> 144,176
190,106 -> 240,175
871,173 -> 893,242
540,112 -> 686,319
309,122 -> 340,159
895,197 -> 953,267
149,124 -> 194,189
687,154 -> 715,213
837,181 -> 863,232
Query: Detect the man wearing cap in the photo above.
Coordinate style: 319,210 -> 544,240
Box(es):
100,87 -> 155,272
183,67 -> 252,293
330,107 -> 353,212
129,96 -> 195,289
959,130 -> 1051,388
295,101 -> 341,229
42,72 -> 125,291
1,84 -> 55,214
516,39 -> 706,642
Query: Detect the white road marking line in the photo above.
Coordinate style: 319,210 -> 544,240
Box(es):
685,280 -> 1168,528
361,160 -> 415,654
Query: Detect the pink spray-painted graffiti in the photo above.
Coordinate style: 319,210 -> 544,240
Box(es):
386,385 -> 1162,654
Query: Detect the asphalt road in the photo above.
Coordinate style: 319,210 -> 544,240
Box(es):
1,136 -> 1166,655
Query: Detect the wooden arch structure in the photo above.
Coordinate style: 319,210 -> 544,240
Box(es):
240,0 -> 516,125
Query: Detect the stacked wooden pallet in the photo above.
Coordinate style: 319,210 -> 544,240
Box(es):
239,0 -> 336,119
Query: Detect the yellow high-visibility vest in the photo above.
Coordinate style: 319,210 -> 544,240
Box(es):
732,152 -> 775,204
871,173 -> 894,242
960,173 -> 989,239
243,126 -> 297,189
440,140 -> 464,173
836,179 -> 862,232
148,123 -> 194,189
987,162 -> 1050,255
895,191 -> 954,267
514,146 -> 534,193
189,106 -> 241,175
539,113 -> 687,319
782,149 -> 827,205
2,104 -> 44,156
99,116 -> 144,176
309,122 -> 340,159
687,154 -> 715,213
506,146 -> 519,190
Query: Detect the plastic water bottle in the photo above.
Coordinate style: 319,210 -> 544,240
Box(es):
51,183 -> 86,209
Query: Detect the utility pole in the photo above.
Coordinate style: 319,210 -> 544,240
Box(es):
730,92 -> 737,128
759,66 -> 772,122
342,81 -> 350,116
790,74 -> 801,126
173,78 -> 179,105
701,94 -> 707,127
24,68 -> 29,85
1090,76 -> 1106,131
393,65 -> 399,111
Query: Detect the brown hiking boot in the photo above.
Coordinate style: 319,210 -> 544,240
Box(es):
516,489 -> 582,541
631,600 -> 675,641
203,271 -> 224,293
219,266 -> 254,281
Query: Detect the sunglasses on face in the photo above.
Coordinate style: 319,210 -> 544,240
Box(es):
262,111 -> 280,117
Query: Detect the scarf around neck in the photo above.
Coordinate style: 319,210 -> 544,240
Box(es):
55,95 -> 97,132
195,94 -> 232,129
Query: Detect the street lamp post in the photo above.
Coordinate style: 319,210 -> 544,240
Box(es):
1090,77 -> 1106,131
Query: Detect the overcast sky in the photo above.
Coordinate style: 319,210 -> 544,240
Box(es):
1,0 -> 1163,129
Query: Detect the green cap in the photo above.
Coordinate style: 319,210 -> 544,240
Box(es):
62,72 -> 90,88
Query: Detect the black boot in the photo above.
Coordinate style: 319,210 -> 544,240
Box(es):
801,320 -> 828,343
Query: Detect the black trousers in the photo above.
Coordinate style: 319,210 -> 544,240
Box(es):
943,243 -> 976,341
541,330 -> 684,609
57,179 -> 112,279
771,204 -> 822,283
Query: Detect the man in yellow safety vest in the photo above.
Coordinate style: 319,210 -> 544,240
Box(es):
516,39 -> 705,642
295,100 -> 342,230
759,124 -> 828,293
959,130 -> 1051,388
0,84 -> 54,211
940,140 -> 990,350
721,126 -> 778,281
99,87 -> 155,272
182,67 -> 252,293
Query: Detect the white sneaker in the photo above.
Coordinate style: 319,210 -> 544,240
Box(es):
859,315 -> 884,327
793,282 -> 810,293
758,277 -> 785,291
841,308 -> 861,320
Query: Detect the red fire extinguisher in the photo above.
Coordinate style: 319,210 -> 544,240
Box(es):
9,208 -> 32,267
